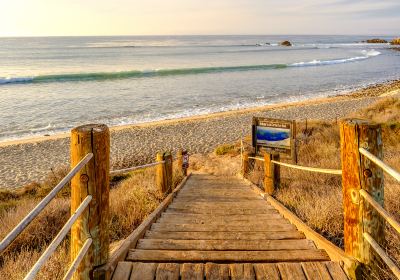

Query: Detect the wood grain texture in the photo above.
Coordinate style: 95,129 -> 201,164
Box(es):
229,263 -> 255,280
277,263 -> 306,280
150,223 -> 295,232
264,153 -> 280,195
156,263 -> 180,280
325,262 -> 349,279
205,263 -> 229,280
127,249 -> 330,262
112,262 -> 132,280
180,263 -> 204,280
253,263 -> 280,280
340,119 -> 384,265
129,262 -> 157,280
70,124 -> 110,280
301,262 -> 332,280
156,152 -> 167,194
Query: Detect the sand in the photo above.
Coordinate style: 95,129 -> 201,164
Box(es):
1,79 -> 399,189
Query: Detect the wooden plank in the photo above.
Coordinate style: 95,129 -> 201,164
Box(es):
180,263 -> 204,280
151,223 -> 295,232
156,263 -> 180,280
277,263 -> 306,280
176,196 -> 262,201
168,204 -> 272,210
144,230 -> 305,240
137,239 -> 316,251
127,249 -> 330,262
112,262 -> 132,280
301,262 -> 332,280
325,262 -> 348,280
165,208 -> 277,215
159,213 -> 283,222
205,263 -> 229,280
130,262 -> 157,280
171,201 -> 267,207
253,263 -> 280,280
229,263 -> 255,280
93,174 -> 191,279
155,219 -> 290,227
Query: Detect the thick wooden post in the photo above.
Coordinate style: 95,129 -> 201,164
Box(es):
156,152 -> 167,194
264,153 -> 280,195
164,152 -> 173,192
177,149 -> 183,176
340,119 -> 384,265
242,151 -> 250,177
70,124 -> 110,280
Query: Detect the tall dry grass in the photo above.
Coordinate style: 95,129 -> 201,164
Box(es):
0,159 -> 183,279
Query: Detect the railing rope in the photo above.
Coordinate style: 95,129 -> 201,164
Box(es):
359,147 -> 400,182
363,233 -> 400,279
271,160 -> 342,175
110,161 -> 165,176
63,238 -> 93,280
360,189 -> 400,235
24,195 -> 93,280
0,153 -> 93,253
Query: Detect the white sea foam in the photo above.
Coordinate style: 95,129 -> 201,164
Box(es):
290,49 -> 381,67
0,77 -> 34,84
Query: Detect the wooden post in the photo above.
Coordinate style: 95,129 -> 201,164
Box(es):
291,121 -> 298,164
70,124 -> 110,280
177,149 -> 183,176
242,151 -> 249,177
340,119 -> 384,265
164,152 -> 173,192
156,152 -> 167,194
264,153 -> 280,195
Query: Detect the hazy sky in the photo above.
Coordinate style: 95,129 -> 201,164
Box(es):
1,0 -> 399,36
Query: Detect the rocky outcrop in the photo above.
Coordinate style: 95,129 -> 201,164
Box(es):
362,39 -> 388,43
391,38 -> 400,45
280,41 -> 292,47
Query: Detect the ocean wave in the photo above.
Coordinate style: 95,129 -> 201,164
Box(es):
0,50 -> 381,85
290,49 -> 381,67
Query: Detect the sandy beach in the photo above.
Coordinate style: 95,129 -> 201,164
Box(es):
1,80 -> 399,189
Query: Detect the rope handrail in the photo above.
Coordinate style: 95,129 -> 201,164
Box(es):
0,153 -> 93,253
110,160 -> 165,176
248,156 -> 265,161
359,147 -> 400,182
271,160 -> 342,175
363,232 -> 400,279
62,238 -> 92,280
359,190 -> 400,235
24,195 -> 93,280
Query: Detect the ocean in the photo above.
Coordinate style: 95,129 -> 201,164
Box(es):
0,35 -> 399,142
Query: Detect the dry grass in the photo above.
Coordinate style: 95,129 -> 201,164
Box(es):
0,159 -> 183,279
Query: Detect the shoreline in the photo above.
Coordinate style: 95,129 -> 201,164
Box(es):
1,78 -> 399,148
1,78 -> 399,189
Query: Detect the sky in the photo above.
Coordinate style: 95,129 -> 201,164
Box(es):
0,0 -> 399,37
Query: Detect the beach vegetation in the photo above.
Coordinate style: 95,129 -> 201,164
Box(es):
214,143 -> 236,155
390,38 -> 400,45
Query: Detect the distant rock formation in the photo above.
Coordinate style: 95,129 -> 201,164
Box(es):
362,39 -> 388,43
280,41 -> 292,47
391,38 -> 400,45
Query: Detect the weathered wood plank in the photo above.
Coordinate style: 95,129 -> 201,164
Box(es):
325,262 -> 348,280
112,262 -> 132,280
253,263 -> 280,280
171,201 -> 268,207
129,262 -> 157,280
144,230 -> 305,240
159,213 -> 283,223
127,249 -> 330,262
165,208 -> 278,215
229,263 -> 255,280
180,263 -> 204,280
301,262 -> 332,280
155,219 -> 290,227
150,223 -> 295,232
205,263 -> 229,280
137,239 -> 315,251
156,263 -> 180,280
277,263 -> 306,280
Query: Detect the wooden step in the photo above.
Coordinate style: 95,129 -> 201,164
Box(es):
127,249 -> 330,262
112,261 -> 348,280
155,219 -> 291,227
165,208 -> 277,215
160,213 -> 283,222
144,230 -> 306,240
150,223 -> 295,232
170,201 -> 269,208
136,239 -> 316,251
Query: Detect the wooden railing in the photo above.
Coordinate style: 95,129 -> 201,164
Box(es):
0,124 -> 189,280
242,119 -> 400,279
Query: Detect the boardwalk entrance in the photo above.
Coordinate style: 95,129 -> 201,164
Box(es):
112,173 -> 347,279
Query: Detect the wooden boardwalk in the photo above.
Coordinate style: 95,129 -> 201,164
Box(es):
112,173 -> 348,279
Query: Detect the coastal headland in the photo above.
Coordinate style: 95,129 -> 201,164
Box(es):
0,79 -> 399,189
